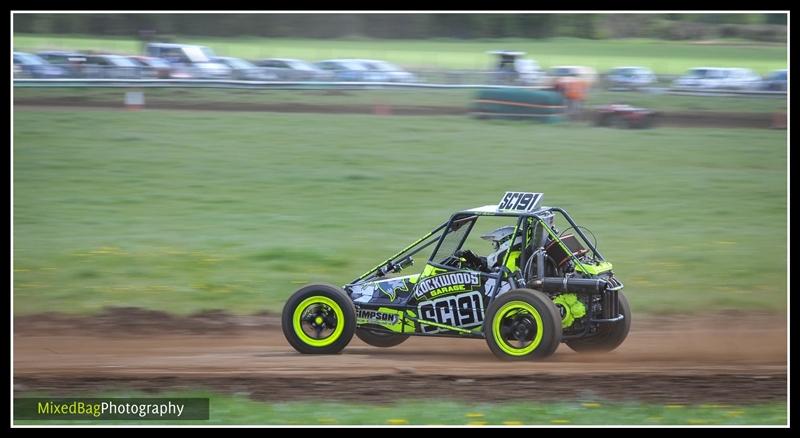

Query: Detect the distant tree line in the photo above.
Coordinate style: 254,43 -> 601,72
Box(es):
13,13 -> 788,42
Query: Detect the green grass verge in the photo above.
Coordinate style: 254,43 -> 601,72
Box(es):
13,110 -> 786,315
13,86 -> 788,114
14,391 -> 788,425
14,34 -> 787,74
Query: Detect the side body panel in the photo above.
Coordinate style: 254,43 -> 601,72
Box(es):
349,266 -> 511,337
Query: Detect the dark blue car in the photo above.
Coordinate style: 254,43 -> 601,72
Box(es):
763,69 -> 787,92
13,52 -> 66,78
315,59 -> 382,82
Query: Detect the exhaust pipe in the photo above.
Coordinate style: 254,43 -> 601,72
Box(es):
528,277 -> 608,295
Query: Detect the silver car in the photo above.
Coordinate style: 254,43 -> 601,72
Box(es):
315,59 -> 384,82
352,59 -> 418,83
213,57 -> 276,81
83,54 -> 142,79
722,68 -> 762,90
255,58 -> 332,81
606,66 -> 656,90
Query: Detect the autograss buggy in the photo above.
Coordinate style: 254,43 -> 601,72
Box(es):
282,192 -> 630,360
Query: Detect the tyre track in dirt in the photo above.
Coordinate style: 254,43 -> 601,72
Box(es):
14,99 -> 785,129
14,310 -> 786,404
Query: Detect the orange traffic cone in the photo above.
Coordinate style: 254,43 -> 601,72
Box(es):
771,111 -> 786,129
373,103 -> 392,116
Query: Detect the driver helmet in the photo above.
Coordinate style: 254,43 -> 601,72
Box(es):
481,226 -> 523,250
481,226 -> 524,268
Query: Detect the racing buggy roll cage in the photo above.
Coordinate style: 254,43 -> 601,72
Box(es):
282,192 -> 629,358
348,205 -> 624,328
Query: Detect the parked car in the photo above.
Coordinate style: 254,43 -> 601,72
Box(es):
36,51 -> 91,77
212,56 -> 276,81
605,66 -> 656,90
546,65 -> 598,89
672,67 -> 761,90
722,68 -> 762,90
36,51 -> 140,79
353,59 -> 418,83
255,58 -> 333,81
486,51 -> 544,85
144,43 -> 232,79
514,59 -> 545,86
13,51 -> 65,78
762,69 -> 787,91
672,67 -> 726,89
128,56 -> 175,79
315,59 -> 384,82
82,54 -> 141,79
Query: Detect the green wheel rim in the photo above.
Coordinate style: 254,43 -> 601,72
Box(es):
492,300 -> 544,356
292,296 -> 345,347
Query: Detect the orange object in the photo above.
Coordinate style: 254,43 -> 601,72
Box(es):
555,77 -> 588,102
771,111 -> 786,129
373,103 -> 393,116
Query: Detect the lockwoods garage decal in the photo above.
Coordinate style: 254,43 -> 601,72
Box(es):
417,291 -> 484,334
414,272 -> 481,299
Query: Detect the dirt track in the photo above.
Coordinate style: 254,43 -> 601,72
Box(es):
14,310 -> 787,404
14,99 -> 784,129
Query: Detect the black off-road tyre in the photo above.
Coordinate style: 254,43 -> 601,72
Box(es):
484,289 -> 563,361
565,291 -> 631,353
282,284 -> 356,354
355,328 -> 410,348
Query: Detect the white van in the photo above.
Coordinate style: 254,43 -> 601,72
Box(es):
144,43 -> 232,79
673,67 -> 761,90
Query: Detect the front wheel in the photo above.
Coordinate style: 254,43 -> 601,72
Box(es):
282,284 -> 356,354
595,113 -> 611,127
356,328 -> 410,348
484,289 -> 563,360
611,114 -> 630,129
565,291 -> 631,353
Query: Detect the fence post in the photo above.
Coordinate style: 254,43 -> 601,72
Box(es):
124,91 -> 145,111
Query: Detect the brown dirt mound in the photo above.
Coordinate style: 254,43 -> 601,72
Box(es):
14,307 -> 279,336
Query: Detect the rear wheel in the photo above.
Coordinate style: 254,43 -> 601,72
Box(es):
484,289 -> 562,360
611,114 -> 630,129
566,291 -> 631,353
642,114 -> 657,129
356,328 -> 410,348
282,284 -> 356,354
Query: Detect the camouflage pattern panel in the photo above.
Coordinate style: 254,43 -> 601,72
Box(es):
349,274 -> 419,305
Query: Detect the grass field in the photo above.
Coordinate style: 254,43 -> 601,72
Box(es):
14,34 -> 787,74
13,87 -> 789,114
14,392 -> 788,425
12,109 -> 786,316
